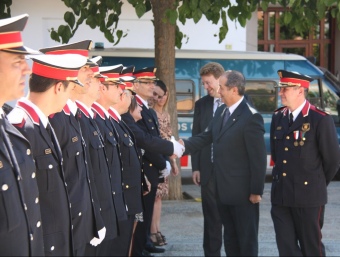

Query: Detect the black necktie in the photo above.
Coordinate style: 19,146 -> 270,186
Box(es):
222,108 -> 230,127
289,113 -> 294,127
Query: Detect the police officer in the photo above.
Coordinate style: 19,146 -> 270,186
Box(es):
270,70 -> 340,256
45,41 -> 106,256
8,54 -> 88,256
0,13 -> 45,256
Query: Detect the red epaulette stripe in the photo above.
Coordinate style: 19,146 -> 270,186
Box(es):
75,102 -> 90,118
310,104 -> 327,116
16,101 -> 40,125
91,103 -> 106,120
63,104 -> 71,115
135,95 -> 144,107
108,108 -> 119,122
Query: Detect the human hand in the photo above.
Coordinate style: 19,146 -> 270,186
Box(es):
171,136 -> 185,158
178,138 -> 184,146
249,194 -> 262,204
192,171 -> 201,186
90,226 -> 106,246
143,176 -> 151,195
171,162 -> 179,176
159,161 -> 171,178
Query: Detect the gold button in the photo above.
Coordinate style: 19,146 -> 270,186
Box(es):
149,164 -> 152,167
48,164 -> 53,169
78,212 -> 82,216
282,173 -> 286,177
126,185 -> 129,189
113,192 -> 115,195
32,172 -> 36,179
304,181 -> 308,185
51,246 -> 55,251
303,137 -> 306,141
286,136 -> 290,139
35,197 -> 39,204
274,136 -> 276,139
284,147 -> 288,151
26,149 -> 31,155
2,184 -> 8,191
283,160 -> 287,164
37,221 -> 41,227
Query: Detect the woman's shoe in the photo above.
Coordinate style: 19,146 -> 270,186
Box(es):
157,231 -> 167,245
150,233 -> 164,246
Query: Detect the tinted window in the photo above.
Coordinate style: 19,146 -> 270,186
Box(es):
245,81 -> 277,113
176,80 -> 195,113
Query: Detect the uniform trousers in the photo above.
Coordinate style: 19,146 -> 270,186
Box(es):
132,186 -> 157,256
271,204 -> 325,256
201,175 -> 223,256
111,214 -> 135,256
217,200 -> 259,256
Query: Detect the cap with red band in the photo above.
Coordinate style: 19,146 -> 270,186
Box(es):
120,65 -> 136,94
0,14 -> 40,54
30,54 -> 88,86
39,40 -> 97,67
276,70 -> 314,89
133,67 -> 157,80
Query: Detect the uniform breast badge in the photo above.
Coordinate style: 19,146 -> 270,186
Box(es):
300,123 -> 310,146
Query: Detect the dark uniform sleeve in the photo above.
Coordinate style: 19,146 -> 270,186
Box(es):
191,100 -> 201,171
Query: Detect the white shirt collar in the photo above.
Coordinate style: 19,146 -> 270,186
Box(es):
67,99 -> 78,116
290,100 -> 306,122
228,96 -> 244,115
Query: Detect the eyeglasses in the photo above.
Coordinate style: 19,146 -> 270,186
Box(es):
153,91 -> 166,99
138,80 -> 156,86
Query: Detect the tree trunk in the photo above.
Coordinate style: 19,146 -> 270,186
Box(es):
151,0 -> 182,200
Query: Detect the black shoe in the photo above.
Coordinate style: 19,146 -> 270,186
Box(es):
145,246 -> 165,253
142,250 -> 155,256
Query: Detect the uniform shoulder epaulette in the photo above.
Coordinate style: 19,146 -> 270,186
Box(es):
7,108 -> 26,128
62,104 -> 71,116
310,104 -> 328,116
274,106 -> 286,114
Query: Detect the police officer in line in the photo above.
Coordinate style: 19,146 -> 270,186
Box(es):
45,41 -> 107,256
108,66 -> 147,256
8,54 -> 89,256
0,13 -> 45,256
270,70 -> 340,256
40,40 -> 109,255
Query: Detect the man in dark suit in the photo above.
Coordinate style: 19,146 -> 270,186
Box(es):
8,53 -> 88,256
182,70 -> 267,256
45,41 -> 106,256
191,62 -> 225,256
0,14 -> 45,256
121,67 -> 184,256
270,70 -> 340,256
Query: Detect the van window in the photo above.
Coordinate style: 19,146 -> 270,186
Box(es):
176,80 -> 195,113
322,83 -> 340,124
245,81 -> 277,113
308,80 -> 322,108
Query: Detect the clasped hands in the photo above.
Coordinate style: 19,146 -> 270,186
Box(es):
171,136 -> 185,158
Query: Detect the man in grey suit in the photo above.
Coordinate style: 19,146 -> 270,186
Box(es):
182,70 -> 266,256
191,62 -> 224,256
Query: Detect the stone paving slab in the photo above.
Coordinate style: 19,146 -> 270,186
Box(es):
154,181 -> 340,256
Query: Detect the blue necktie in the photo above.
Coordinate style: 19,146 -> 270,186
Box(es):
221,107 -> 230,128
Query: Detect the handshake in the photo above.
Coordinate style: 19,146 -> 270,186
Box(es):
171,136 -> 185,158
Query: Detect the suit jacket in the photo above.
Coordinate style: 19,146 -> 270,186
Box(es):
108,109 -> 144,216
76,103 -> 119,241
9,101 -> 73,256
91,103 -> 127,222
270,101 -> 340,207
0,117 -> 44,256
49,103 -> 104,250
121,100 -> 171,187
191,95 -> 215,185
184,99 -> 267,205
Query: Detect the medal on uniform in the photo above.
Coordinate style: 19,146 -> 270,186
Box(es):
293,130 -> 299,146
300,124 -> 309,147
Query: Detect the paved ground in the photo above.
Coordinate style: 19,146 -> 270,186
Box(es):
154,178 -> 340,256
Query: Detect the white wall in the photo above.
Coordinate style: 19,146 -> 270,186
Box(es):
11,0 -> 247,51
